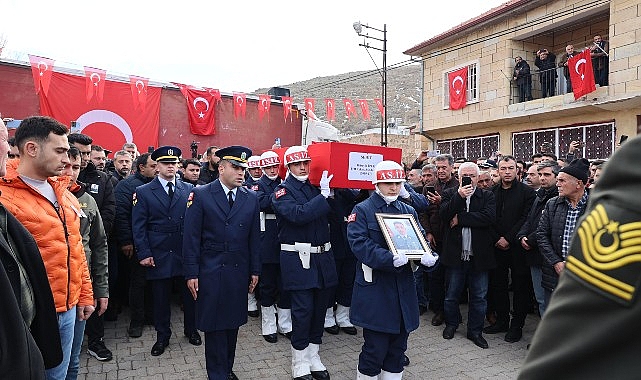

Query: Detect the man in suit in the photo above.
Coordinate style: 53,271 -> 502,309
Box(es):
132,146 -> 200,357
183,146 -> 261,380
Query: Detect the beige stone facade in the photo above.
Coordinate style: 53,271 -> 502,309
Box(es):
405,0 -> 641,162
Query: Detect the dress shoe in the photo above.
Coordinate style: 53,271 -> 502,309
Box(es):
467,334 -> 489,349
293,375 -> 313,380
227,372 -> 239,380
128,324 -> 143,338
185,331 -> 202,346
431,311 -> 445,326
279,331 -> 292,340
150,341 -> 168,356
504,327 -> 523,343
340,326 -> 357,335
442,325 -> 456,339
263,333 -> 278,343
402,354 -> 410,366
483,323 -> 508,334
311,370 -> 330,380
248,310 -> 260,318
324,325 -> 340,335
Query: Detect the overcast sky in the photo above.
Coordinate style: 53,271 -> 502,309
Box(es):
2,0 -> 506,93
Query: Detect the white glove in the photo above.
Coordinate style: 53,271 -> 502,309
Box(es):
392,252 -> 408,267
421,252 -> 439,267
399,184 -> 410,199
320,170 -> 333,198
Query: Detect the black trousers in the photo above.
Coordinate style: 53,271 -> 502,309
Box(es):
205,329 -> 239,380
488,248 -> 533,327
290,287 -> 333,350
150,277 -> 196,343
259,263 -> 291,309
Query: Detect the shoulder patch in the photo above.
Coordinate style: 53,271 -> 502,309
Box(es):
566,203 -> 641,306
347,213 -> 357,223
132,192 -> 137,206
275,188 -> 287,199
251,185 -> 259,191
187,191 -> 194,208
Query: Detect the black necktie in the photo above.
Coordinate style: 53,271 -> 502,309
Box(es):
228,190 -> 234,208
167,182 -> 174,199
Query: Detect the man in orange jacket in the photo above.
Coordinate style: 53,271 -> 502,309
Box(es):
0,116 -> 94,380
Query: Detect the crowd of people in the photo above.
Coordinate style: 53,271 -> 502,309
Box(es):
0,114 -> 630,380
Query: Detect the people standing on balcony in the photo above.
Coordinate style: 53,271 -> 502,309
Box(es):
558,45 -> 578,94
513,56 -> 533,102
590,34 -> 609,87
535,49 -> 557,98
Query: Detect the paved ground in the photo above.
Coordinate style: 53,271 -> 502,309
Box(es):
79,305 -> 538,380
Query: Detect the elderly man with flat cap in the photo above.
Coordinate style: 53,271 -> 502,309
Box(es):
183,145 -> 261,380
132,146 -> 199,357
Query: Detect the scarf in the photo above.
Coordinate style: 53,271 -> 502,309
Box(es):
461,193 -> 472,261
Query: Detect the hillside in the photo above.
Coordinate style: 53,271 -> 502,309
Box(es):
255,64 -> 421,135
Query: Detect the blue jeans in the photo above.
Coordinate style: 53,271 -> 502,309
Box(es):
65,317 -> 86,380
46,307 -> 76,380
444,261 -> 488,337
530,266 -> 546,316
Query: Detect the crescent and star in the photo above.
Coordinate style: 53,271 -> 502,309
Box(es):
575,58 -> 587,80
193,97 -> 210,119
452,76 -> 464,95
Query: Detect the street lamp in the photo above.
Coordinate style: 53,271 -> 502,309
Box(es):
353,21 -> 387,146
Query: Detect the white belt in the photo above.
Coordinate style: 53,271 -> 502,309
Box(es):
265,214 -> 277,220
281,242 -> 331,254
260,212 -> 277,231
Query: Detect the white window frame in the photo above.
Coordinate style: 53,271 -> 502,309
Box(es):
442,60 -> 480,110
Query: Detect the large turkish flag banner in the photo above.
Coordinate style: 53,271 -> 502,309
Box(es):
38,71 -> 160,154
568,49 -> 596,100
448,67 -> 468,110
178,86 -> 217,135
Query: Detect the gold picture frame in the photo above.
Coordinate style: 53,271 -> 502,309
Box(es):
375,213 -> 432,260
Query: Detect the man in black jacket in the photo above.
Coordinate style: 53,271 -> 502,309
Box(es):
485,156 -> 536,343
198,146 -> 220,184
513,56 -> 532,102
534,48 -> 557,98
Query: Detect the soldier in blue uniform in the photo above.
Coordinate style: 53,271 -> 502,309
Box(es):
347,161 -> 438,380
132,146 -> 200,356
244,155 -> 263,318
271,145 -> 337,380
183,146 -> 261,380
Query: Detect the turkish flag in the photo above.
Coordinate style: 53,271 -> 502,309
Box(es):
28,55 -> 55,96
325,98 -> 335,121
343,98 -> 358,119
204,88 -> 222,104
304,98 -> 315,117
568,49 -> 597,100
37,71 -> 160,154
258,94 -> 271,121
374,98 -> 385,119
178,86 -> 217,135
282,96 -> 293,120
448,67 -> 468,110
233,92 -> 246,119
129,75 -> 149,111
84,67 -> 107,104
358,99 -> 370,120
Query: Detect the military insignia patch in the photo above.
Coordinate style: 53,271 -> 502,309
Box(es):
566,203 -> 641,305
132,192 -> 137,206
347,213 -> 357,223
187,192 -> 194,208
275,188 -> 286,199
251,185 -> 259,191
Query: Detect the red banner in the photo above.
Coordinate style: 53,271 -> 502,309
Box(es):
233,92 -> 246,119
282,96 -> 293,120
343,98 -> 357,120
178,86 -> 217,135
325,98 -> 335,121
38,71 -> 160,154
568,49 -> 597,100
258,94 -> 271,121
304,98 -> 315,118
374,98 -> 385,119
28,55 -> 55,96
84,67 -> 106,104
448,67 -> 468,110
129,75 -> 149,111
358,99 -> 370,120
204,88 -> 222,104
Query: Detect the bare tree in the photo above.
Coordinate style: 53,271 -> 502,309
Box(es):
0,34 -> 7,57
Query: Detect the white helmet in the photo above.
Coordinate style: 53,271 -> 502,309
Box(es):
372,160 -> 406,184
247,155 -> 262,169
283,145 -> 311,166
260,151 -> 280,168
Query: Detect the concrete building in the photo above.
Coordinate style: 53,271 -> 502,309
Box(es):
404,0 -> 640,162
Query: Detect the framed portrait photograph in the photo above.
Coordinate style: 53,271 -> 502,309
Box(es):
376,213 -> 432,259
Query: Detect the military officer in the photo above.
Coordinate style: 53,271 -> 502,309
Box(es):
183,146 -> 261,380
271,145 -> 337,380
244,155 -> 263,318
132,146 -> 199,356
347,161 -> 437,380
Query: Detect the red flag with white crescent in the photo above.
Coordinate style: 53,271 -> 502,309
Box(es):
282,96 -> 293,120
304,98 -> 315,117
233,92 -> 246,119
204,88 -> 222,104
84,67 -> 107,104
258,94 -> 271,121
28,54 -> 55,96
568,49 -> 596,100
325,98 -> 335,121
129,75 -> 149,111
343,98 -> 358,120
448,67 -> 468,110
37,71 -> 160,154
358,99 -> 370,120
178,86 -> 217,135
374,98 -> 385,118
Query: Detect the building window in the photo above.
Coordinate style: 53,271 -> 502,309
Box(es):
512,122 -> 615,162
436,134 -> 499,161
443,61 -> 479,109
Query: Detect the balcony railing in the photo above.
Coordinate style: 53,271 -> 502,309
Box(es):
509,67 -> 607,105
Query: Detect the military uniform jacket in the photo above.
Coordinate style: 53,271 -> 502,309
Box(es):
254,175 -> 281,264
132,177 -> 193,280
346,193 -> 420,334
271,175 -> 338,291
182,180 -> 261,331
